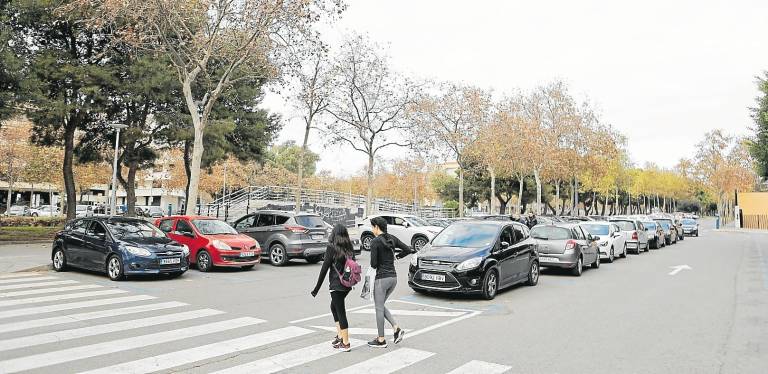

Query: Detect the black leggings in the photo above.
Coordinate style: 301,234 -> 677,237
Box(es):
330,290 -> 350,329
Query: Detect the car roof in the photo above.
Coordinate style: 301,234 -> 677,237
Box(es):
534,222 -> 582,229
248,210 -> 320,217
162,215 -> 217,220
452,220 -> 524,228
86,217 -> 148,224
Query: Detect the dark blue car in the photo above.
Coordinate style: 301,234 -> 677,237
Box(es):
52,217 -> 189,281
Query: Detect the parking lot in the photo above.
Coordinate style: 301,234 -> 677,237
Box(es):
0,219 -> 766,373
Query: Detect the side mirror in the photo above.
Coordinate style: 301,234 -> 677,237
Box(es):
403,222 -> 411,228
500,241 -> 510,249
95,232 -> 106,241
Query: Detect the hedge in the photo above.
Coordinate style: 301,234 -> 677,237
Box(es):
0,217 -> 67,228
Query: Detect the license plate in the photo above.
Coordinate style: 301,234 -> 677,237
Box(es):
311,234 -> 324,240
540,257 -> 559,263
421,273 -> 445,282
240,251 -> 255,257
160,258 -> 180,265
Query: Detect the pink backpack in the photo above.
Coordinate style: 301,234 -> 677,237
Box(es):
335,256 -> 362,288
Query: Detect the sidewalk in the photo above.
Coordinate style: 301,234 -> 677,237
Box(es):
0,242 -> 51,274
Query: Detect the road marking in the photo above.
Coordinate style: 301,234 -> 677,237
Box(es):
0,289 -> 127,307
0,301 -> 187,333
0,295 -> 156,319
392,299 -> 478,313
353,309 -> 466,317
0,308 -> 224,352
0,276 -> 58,285
0,273 -> 44,279
445,360 -> 511,374
406,311 -> 483,340
310,325 -> 409,336
329,347 -> 435,374
211,338 -> 367,374
0,284 -> 101,297
289,303 -> 373,324
81,326 -> 314,374
0,279 -> 78,291
0,317 -> 265,373
668,264 -> 692,276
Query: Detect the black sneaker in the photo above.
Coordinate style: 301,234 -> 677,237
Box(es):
336,342 -> 351,352
331,336 -> 341,346
368,338 -> 387,348
393,328 -> 404,344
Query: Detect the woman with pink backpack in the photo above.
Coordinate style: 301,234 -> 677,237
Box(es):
311,224 -> 360,352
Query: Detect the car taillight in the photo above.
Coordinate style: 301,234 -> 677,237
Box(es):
632,231 -> 638,240
285,226 -> 309,234
565,240 -> 577,250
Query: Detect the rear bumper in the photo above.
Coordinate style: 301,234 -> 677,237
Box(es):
538,253 -> 579,268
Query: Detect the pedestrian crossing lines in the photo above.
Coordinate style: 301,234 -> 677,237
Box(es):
0,272 -> 511,373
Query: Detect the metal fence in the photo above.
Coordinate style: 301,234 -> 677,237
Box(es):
741,214 -> 768,230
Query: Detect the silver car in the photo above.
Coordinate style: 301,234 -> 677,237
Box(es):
681,219 -> 699,237
530,223 -> 601,276
609,218 -> 649,254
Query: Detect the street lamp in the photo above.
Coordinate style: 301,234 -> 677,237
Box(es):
109,123 -> 128,216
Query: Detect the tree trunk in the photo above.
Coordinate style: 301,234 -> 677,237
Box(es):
458,166 -> 465,217
533,169 -> 542,215
517,175 -> 524,214
601,195 -> 607,216
5,186 -> 11,215
296,116 -> 313,214
119,160 -> 139,218
366,153 -> 375,215
489,168 -> 496,214
574,177 -> 580,215
185,122 -> 205,215
183,139 -> 193,212
63,120 -> 77,220
555,180 -> 560,214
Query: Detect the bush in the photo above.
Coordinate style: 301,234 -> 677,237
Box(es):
0,216 -> 67,228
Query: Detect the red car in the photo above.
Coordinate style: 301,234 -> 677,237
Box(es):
155,216 -> 261,272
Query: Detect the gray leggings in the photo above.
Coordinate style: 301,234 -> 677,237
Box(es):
374,277 -> 398,337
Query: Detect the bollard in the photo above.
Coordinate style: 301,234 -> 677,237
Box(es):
168,203 -> 173,216
716,216 -> 720,229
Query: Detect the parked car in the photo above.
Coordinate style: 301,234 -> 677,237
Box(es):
609,218 -> 649,254
530,223 -> 601,276
408,220 -> 539,300
580,221 -> 627,262
673,218 -> 685,241
588,215 -> 607,221
136,205 -> 165,218
559,215 -> 594,222
30,206 -> 59,217
233,210 -> 335,266
357,214 -> 443,252
51,217 -> 189,281
681,218 -> 699,237
473,214 -> 512,221
6,205 -> 31,216
653,218 -> 678,245
156,216 -> 260,272
641,220 -> 666,249
75,204 -> 94,218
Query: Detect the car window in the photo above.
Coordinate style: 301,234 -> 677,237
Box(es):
637,222 -> 644,230
581,224 -> 609,235
158,219 -> 174,233
176,219 -> 195,235
573,227 -> 585,240
612,220 -> 636,231
500,226 -> 514,244
235,215 -> 256,229
105,220 -> 166,239
71,220 -> 89,235
406,217 -> 430,227
275,215 -> 290,225
431,223 -> 498,248
256,214 -> 275,227
512,225 -> 527,243
530,226 -> 571,240
85,221 -> 107,239
295,215 -> 326,228
393,217 -> 406,226
192,219 -> 238,235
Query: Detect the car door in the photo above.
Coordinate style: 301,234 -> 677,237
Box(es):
497,225 -> 517,286
636,221 -> 648,247
161,218 -> 186,245
511,224 -> 534,282
580,227 -> 598,264
82,221 -> 110,271
572,226 -> 590,261
252,213 -> 276,245
63,219 -> 89,267
388,216 -> 412,245
234,214 -> 257,238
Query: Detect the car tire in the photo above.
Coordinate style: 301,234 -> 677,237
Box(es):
361,234 -> 375,251
571,257 -> 583,276
644,242 -> 650,252
607,248 -> 614,263
52,247 -> 67,272
526,261 -> 539,286
241,265 -> 255,270
306,256 -> 321,264
269,243 -> 288,267
481,269 -> 499,300
197,250 -> 213,272
591,254 -> 600,269
620,244 -> 627,258
107,255 -> 125,281
32,212 -> 38,217
412,236 -> 429,252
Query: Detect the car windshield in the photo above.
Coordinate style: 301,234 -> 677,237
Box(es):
295,215 -> 327,228
530,226 -> 571,240
682,219 -> 696,225
581,224 -> 609,235
431,223 -> 497,248
612,220 -> 636,231
106,220 -> 166,239
642,222 -> 657,229
192,219 -> 238,235
405,216 -> 430,227
657,222 -> 671,229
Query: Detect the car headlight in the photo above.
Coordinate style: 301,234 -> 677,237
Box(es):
125,245 -> 152,257
181,244 -> 190,256
410,252 -> 418,266
456,257 -> 482,271
600,241 -> 609,247
211,240 -> 232,250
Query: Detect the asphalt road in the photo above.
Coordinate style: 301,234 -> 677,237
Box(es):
0,219 -> 766,374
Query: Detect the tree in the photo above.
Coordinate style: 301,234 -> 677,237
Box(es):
749,72 -> 768,180
410,83 -> 492,217
268,141 -> 320,176
324,34 -> 417,214
23,145 -> 63,213
0,118 -> 32,211
73,0 -> 342,215
0,0 -> 23,126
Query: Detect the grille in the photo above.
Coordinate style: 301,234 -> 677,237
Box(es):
221,255 -> 258,262
412,270 -> 461,290
418,260 -> 456,271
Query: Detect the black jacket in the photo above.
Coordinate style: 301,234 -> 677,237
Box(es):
312,245 -> 354,293
370,233 -> 412,280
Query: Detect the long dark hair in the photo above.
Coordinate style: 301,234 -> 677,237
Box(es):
329,224 -> 354,260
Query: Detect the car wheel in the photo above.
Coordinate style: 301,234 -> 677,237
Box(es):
361,234 -> 374,251
607,247 -> 614,263
644,242 -> 650,252
571,257 -> 583,276
306,256 -> 321,264
527,261 -> 539,286
52,247 -> 67,272
481,269 -> 499,300
107,255 -> 124,281
197,250 -> 213,272
592,253 -> 600,269
620,244 -> 627,258
241,265 -> 255,270
269,243 -> 288,266
32,212 -> 38,217
412,236 -> 428,251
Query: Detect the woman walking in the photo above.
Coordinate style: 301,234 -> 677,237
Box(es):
311,224 -> 356,352
368,216 -> 414,348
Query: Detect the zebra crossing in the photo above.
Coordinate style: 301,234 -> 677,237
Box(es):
0,272 -> 512,373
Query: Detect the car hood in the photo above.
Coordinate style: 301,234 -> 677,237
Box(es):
418,226 -> 444,235
418,246 -> 488,262
205,234 -> 259,248
119,237 -> 185,253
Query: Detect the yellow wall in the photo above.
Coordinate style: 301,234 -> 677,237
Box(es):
739,192 -> 768,215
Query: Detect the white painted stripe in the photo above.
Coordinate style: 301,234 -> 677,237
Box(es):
0,301 -> 186,334
391,299 -> 477,313
310,325 -> 407,336
0,309 -> 223,352
0,295 -> 155,319
210,338 -> 366,374
445,360 -> 511,374
0,280 -> 78,291
0,284 -> 101,297
0,276 -> 57,285
329,348 -> 435,374
353,309 -> 465,317
81,326 -> 314,374
0,273 -> 43,279
289,303 -> 374,324
407,311 -> 482,340
0,289 -> 126,307
0,317 -> 265,373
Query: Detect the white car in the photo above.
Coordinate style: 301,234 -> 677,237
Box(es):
30,206 -> 60,217
357,214 -> 443,251
581,221 -> 627,262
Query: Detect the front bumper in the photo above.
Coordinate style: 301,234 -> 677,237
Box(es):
537,253 -> 579,268
212,249 -> 261,267
407,266 -> 484,294
124,255 -> 189,274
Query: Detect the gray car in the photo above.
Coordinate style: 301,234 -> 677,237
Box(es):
609,218 -> 649,254
530,223 -> 601,276
681,218 -> 699,237
233,211 -> 332,266
653,218 -> 678,245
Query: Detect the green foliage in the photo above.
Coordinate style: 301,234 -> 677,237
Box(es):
267,141 -> 320,176
0,0 -> 23,125
750,72 -> 768,179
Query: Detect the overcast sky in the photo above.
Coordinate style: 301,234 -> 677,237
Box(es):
263,0 -> 768,176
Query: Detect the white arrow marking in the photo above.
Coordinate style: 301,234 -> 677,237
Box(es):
668,265 -> 692,276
